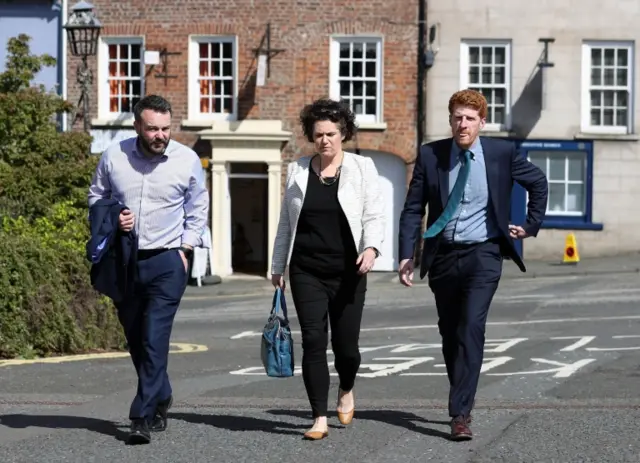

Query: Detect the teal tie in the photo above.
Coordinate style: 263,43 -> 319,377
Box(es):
423,150 -> 472,238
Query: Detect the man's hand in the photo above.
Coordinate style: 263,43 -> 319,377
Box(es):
508,224 -> 528,240
398,258 -> 414,287
271,274 -> 285,290
356,248 -> 377,275
118,209 -> 135,232
178,245 -> 192,272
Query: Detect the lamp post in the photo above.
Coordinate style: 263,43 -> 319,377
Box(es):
63,1 -> 102,133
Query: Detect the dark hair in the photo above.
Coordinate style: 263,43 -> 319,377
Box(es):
299,98 -> 357,143
133,94 -> 172,121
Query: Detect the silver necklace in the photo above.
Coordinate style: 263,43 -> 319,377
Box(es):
316,154 -> 342,186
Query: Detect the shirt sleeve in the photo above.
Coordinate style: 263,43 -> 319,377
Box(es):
181,155 -> 210,248
88,151 -> 111,207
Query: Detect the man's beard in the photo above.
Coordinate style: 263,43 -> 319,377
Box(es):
140,136 -> 169,155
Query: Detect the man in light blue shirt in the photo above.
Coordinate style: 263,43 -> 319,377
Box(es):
88,95 -> 209,444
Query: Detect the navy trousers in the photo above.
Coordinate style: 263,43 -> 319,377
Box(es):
428,240 -> 502,418
115,249 -> 187,422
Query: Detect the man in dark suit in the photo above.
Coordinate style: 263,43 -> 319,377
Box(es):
398,89 -> 548,441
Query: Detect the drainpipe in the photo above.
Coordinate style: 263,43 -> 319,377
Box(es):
417,0 -> 426,155
61,0 -> 68,131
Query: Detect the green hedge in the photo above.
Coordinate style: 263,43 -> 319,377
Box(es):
0,202 -> 125,359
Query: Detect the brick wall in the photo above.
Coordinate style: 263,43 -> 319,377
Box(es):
67,0 -> 421,163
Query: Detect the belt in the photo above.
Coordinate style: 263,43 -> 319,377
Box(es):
438,237 -> 502,251
137,248 -> 177,260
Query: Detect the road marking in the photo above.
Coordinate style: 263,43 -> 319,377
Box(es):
486,358 -> 597,378
229,314 -> 640,339
0,343 -> 208,368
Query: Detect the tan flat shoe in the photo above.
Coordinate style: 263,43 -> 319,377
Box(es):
303,429 -> 328,440
337,389 -> 355,425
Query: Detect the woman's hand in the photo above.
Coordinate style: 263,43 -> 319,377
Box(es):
356,248 -> 377,275
271,274 -> 285,290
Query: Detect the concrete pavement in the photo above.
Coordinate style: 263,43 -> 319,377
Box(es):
1,270 -> 640,461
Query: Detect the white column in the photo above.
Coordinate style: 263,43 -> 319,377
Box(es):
266,161 -> 283,277
211,161 -> 232,277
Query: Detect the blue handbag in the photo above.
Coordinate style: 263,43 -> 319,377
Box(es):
260,287 -> 295,378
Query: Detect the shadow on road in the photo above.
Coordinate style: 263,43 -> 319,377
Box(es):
267,409 -> 452,440
0,414 -> 129,442
170,412 -> 312,436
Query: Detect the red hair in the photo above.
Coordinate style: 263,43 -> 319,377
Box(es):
448,89 -> 487,119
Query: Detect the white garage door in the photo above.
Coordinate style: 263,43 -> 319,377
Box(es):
361,150 -> 407,272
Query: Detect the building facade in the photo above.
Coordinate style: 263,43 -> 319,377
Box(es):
425,0 -> 639,260
0,0 -> 65,101
69,0 -> 423,277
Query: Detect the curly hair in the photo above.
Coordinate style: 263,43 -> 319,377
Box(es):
299,98 -> 357,143
448,89 -> 488,119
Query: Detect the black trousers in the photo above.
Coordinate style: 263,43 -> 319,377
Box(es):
289,265 -> 367,418
115,249 -> 188,421
428,240 -> 502,418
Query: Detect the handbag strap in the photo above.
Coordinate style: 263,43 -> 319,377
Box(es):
272,287 -> 289,321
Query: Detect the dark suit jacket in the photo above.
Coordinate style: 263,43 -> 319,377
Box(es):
86,198 -> 138,303
398,137 -> 548,279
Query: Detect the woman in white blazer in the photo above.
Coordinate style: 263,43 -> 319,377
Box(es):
271,98 -> 385,440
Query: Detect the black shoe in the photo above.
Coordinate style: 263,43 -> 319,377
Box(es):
150,395 -> 173,432
127,418 -> 151,445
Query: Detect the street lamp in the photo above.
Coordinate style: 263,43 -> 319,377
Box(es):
63,1 -> 102,132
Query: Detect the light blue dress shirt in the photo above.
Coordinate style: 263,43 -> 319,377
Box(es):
442,138 -> 500,243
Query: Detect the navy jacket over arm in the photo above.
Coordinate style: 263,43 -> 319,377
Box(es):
86,198 -> 138,303
398,137 -> 548,279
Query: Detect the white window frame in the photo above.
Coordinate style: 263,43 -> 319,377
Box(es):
329,35 -> 384,125
581,41 -> 634,135
459,40 -> 511,132
188,35 -> 238,122
528,151 -> 587,217
97,36 -> 145,121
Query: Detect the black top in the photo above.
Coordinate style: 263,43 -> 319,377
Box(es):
290,166 -> 358,276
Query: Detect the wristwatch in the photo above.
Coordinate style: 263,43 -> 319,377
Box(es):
179,245 -> 193,258
368,247 -> 380,258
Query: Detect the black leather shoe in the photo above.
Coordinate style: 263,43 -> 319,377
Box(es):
150,395 -> 173,432
127,418 -> 151,445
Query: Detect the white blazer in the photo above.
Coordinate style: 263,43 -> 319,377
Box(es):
271,151 -> 386,275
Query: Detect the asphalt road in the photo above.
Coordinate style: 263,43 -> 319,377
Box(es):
1,269 -> 640,462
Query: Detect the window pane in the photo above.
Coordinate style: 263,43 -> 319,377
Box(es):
604,68 -> 614,85
494,106 -> 505,124
339,61 -> 350,77
469,66 -> 479,84
353,100 -> 364,115
223,98 -> 233,114
131,45 -> 140,59
131,62 -> 141,77
567,155 -> 585,181
591,48 -> 601,66
494,66 -> 505,84
352,42 -> 363,59
603,108 -> 614,125
353,81 -> 363,96
365,61 -> 376,77
340,43 -> 350,58
549,157 -> 565,181
604,48 -> 615,66
616,69 -> 628,86
481,66 -> 492,84
365,99 -> 376,115
494,88 -> 505,105
222,42 -> 232,58
339,80 -> 350,98
352,61 -> 363,78
616,109 -> 627,125
365,42 -> 377,59
603,91 -> 614,106
617,48 -> 628,66
469,46 -> 480,64
590,91 -> 601,107
494,47 -> 505,64
590,109 -> 601,125
365,81 -> 376,97
481,47 -> 491,64
222,61 -> 232,77
590,68 -> 601,85
548,183 -> 566,213
567,184 -> 585,213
